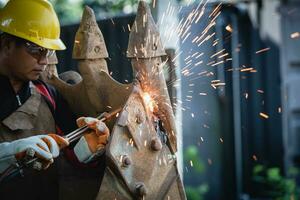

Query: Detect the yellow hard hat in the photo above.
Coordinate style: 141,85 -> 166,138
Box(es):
0,0 -> 66,50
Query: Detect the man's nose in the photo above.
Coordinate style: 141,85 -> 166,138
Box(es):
37,54 -> 48,65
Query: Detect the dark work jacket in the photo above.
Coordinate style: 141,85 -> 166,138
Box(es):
0,75 -> 105,200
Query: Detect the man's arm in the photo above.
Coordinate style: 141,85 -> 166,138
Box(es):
45,82 -> 110,164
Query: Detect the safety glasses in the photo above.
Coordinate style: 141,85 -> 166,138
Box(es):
24,42 -> 55,58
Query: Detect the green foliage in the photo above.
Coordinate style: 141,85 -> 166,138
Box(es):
184,145 -> 205,173
184,145 -> 209,200
186,184 -> 209,200
49,0 -> 83,25
84,0 -> 138,15
252,164 -> 299,200
49,0 -> 151,25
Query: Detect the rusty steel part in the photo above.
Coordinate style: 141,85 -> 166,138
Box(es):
96,85 -> 186,200
130,58 -> 177,153
96,167 -> 133,199
42,6 -> 132,117
127,1 -> 177,153
165,49 -> 178,115
73,6 -> 108,59
58,71 -> 83,85
127,1 -> 166,58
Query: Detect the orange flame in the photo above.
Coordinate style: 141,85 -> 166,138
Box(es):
142,92 -> 156,113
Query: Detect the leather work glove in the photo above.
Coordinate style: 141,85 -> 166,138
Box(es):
0,134 -> 68,172
74,117 -> 110,163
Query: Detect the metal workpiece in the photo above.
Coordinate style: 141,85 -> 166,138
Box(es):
96,83 -> 185,200
126,1 -> 177,153
73,6 -> 108,59
130,58 -> 178,153
96,2 -> 185,199
127,1 -> 166,58
42,6 -> 132,117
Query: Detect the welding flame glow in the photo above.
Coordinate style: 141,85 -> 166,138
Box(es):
142,92 -> 156,112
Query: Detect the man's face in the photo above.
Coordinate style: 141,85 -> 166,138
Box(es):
6,39 -> 54,81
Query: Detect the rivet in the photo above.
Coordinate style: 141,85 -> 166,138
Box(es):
136,113 -> 143,124
135,182 -> 147,197
150,137 -> 162,151
94,46 -> 100,53
122,155 -> 131,167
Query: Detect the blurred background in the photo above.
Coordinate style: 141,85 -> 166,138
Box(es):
1,0 -> 299,199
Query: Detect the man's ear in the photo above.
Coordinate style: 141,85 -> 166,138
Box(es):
0,37 -> 13,56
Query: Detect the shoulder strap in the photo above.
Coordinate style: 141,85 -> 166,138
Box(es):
33,82 -> 56,110
33,82 -> 64,135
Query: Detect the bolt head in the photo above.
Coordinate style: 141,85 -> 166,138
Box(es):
122,155 -> 131,167
135,182 -> 147,197
151,137 -> 162,151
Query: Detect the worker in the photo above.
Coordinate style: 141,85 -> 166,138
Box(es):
0,0 -> 110,199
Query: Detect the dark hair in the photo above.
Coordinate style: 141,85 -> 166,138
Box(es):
0,32 -> 26,47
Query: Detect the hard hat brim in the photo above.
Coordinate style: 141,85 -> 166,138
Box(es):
33,37 -> 66,51
1,28 -> 66,50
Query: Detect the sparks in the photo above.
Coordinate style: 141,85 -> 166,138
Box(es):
241,67 -> 254,72
208,159 -> 212,165
218,53 -> 229,59
210,49 -> 225,58
225,24 -> 233,33
252,155 -> 258,161
257,89 -> 264,94
255,47 -> 270,54
203,124 -> 210,128
290,32 -> 300,39
127,24 -> 131,32
152,0 -> 156,8
211,60 -> 224,67
211,80 -> 221,83
110,18 -> 115,25
190,160 -> 194,167
259,112 -> 269,119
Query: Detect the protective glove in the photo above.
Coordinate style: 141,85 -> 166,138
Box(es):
0,134 -> 68,172
74,117 -> 110,163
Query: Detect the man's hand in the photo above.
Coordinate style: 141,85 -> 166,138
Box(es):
0,134 -> 69,172
74,117 -> 110,163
